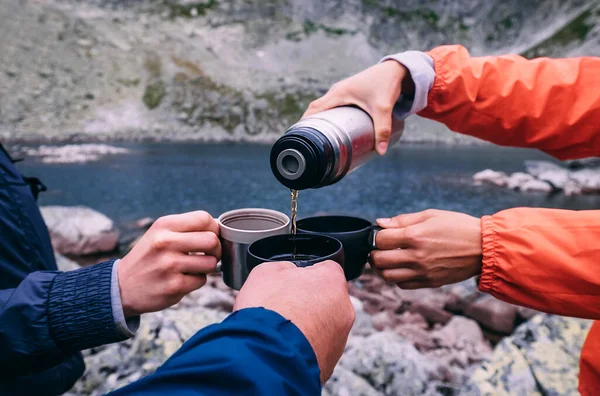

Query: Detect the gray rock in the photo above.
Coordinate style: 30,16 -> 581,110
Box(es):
350,295 -> 376,336
67,292 -> 228,396
565,157 -> 600,169
54,252 -> 81,271
537,169 -> 569,189
41,206 -> 120,255
473,169 -> 507,187
339,332 -> 442,395
524,160 -> 563,178
462,314 -> 592,395
569,168 -> 600,193
506,172 -> 535,190
519,179 -> 553,193
323,365 -> 380,396
464,295 -> 518,334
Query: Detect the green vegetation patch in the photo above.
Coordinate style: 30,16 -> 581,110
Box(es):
143,81 -> 166,109
522,8 -> 595,59
163,0 -> 218,18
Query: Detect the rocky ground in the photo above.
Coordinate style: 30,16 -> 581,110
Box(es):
45,205 -> 592,395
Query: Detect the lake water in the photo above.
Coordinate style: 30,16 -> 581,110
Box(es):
16,143 -> 600,227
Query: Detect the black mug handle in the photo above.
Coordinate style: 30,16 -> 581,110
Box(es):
368,224 -> 382,251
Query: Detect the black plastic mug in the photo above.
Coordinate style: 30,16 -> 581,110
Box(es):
296,215 -> 378,281
247,234 -> 344,272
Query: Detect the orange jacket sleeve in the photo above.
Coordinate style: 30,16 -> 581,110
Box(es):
479,208 -> 600,319
420,45 -> 600,160
420,45 -> 600,319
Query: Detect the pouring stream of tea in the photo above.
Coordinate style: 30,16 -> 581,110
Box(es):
290,189 -> 298,259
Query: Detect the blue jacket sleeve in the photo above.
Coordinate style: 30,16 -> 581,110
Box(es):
0,260 -> 131,376
109,307 -> 322,396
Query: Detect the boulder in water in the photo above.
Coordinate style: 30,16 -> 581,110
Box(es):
569,168 -> 600,193
519,179 -> 553,193
473,169 -> 508,186
524,160 -> 563,178
506,172 -> 535,190
41,206 -> 120,255
537,169 -> 570,190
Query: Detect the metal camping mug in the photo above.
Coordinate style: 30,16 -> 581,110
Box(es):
217,208 -> 290,290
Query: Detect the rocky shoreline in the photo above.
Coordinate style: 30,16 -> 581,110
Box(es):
43,205 -> 592,395
474,159 -> 600,195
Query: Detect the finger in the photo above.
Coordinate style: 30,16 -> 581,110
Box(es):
371,106 -> 393,155
396,280 -> 428,290
302,93 -> 349,118
165,231 -> 221,259
376,211 -> 431,229
179,254 -> 219,274
370,249 -> 416,268
179,273 -> 208,294
379,268 -> 423,284
154,211 -> 219,235
374,228 -> 415,250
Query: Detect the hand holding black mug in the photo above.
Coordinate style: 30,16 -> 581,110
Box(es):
295,215 -> 379,280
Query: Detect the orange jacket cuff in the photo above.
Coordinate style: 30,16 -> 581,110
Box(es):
478,215 -> 496,294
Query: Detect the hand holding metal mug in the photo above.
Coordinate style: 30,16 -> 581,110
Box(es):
118,211 -> 221,317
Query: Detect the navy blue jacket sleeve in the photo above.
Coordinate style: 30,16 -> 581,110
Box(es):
109,307 -> 322,396
0,260 -> 131,376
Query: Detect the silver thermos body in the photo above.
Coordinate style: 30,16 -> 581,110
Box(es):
270,106 -> 404,190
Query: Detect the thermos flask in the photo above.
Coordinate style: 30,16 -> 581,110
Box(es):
270,106 -> 404,190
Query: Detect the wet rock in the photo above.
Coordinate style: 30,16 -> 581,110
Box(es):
41,206 -> 120,255
524,160 -> 563,178
569,167 -> 600,193
506,172 -> 534,190
464,295 -> 518,334
463,314 -> 592,395
54,252 -> 81,271
519,179 -> 553,193
473,169 -> 507,187
23,144 -> 130,164
537,169 -> 570,189
565,157 -> 600,169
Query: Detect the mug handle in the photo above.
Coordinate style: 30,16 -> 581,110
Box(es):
368,225 -> 382,251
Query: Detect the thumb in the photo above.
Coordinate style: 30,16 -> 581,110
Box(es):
371,107 -> 393,155
377,211 -> 430,229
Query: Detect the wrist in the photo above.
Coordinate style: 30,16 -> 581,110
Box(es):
116,259 -> 136,318
384,59 -> 415,98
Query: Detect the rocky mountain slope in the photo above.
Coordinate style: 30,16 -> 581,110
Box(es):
1,0 -> 599,143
